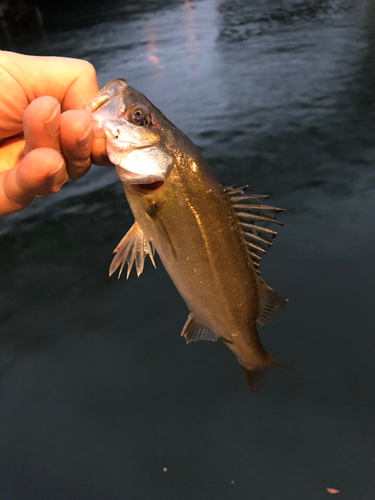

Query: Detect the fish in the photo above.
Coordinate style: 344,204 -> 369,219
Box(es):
86,78 -> 287,392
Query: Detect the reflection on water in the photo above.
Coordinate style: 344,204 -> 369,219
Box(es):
1,0 -> 375,499
144,20 -> 162,68
217,0 -> 355,41
184,0 -> 198,55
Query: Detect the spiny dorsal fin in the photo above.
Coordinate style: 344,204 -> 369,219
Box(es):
256,276 -> 288,325
225,185 -> 287,323
225,185 -> 284,274
109,222 -> 156,279
181,313 -> 218,343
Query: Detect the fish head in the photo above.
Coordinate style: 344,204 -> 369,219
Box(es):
87,78 -> 175,188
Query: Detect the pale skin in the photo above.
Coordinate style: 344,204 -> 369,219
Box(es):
0,51 -> 112,216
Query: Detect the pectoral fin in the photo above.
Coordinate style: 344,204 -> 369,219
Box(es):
181,313 -> 218,343
109,222 -> 156,279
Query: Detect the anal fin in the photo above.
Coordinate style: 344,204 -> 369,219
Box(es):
109,222 -> 156,279
181,313 -> 218,344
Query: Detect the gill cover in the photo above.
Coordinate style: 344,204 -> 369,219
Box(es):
87,78 -> 173,184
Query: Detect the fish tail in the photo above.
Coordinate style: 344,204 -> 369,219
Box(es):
241,356 -> 281,392
241,366 -> 267,392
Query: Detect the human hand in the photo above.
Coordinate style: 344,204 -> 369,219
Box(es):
0,51 -> 111,216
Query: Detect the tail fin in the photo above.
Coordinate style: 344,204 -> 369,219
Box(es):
241,366 -> 267,392
242,358 -> 288,392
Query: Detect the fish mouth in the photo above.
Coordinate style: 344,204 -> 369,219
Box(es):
115,164 -> 166,186
134,180 -> 165,193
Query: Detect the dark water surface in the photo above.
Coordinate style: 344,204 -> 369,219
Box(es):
1,0 -> 375,498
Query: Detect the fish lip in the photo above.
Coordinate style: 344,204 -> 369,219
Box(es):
115,159 -> 165,186
110,139 -> 158,153
111,139 -> 136,151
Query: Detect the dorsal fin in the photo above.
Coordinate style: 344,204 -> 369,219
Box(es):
109,222 -> 156,279
225,185 -> 284,274
225,185 -> 287,324
256,276 -> 288,325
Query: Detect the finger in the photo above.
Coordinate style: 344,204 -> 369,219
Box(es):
22,96 -> 68,193
23,96 -> 61,155
0,148 -> 65,216
1,52 -> 99,110
61,60 -> 99,110
91,136 -> 113,167
60,110 -> 94,180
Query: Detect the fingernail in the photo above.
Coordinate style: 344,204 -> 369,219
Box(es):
44,104 -> 61,136
77,122 -> 94,148
46,157 -> 65,178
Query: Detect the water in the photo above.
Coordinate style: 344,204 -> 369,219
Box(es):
1,0 -> 375,498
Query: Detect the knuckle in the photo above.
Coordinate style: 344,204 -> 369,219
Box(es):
79,60 -> 97,79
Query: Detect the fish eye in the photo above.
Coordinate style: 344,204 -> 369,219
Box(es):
133,109 -> 143,121
124,104 -> 151,126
